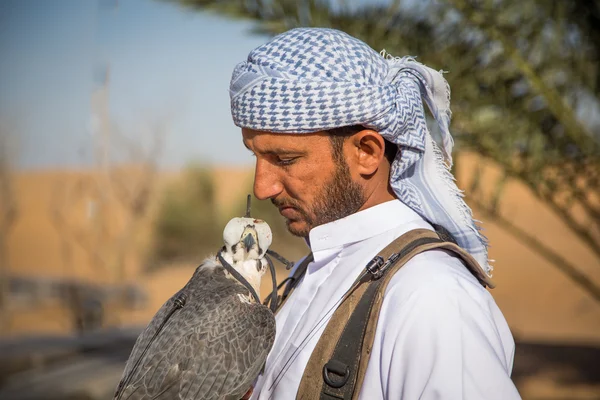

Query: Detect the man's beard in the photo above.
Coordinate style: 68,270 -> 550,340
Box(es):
272,161 -> 365,237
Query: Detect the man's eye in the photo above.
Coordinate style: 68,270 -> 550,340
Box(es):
276,157 -> 297,166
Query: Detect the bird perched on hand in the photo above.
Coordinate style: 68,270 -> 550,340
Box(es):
114,210 -> 277,400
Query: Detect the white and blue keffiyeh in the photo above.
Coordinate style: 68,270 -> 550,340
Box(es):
229,28 -> 491,275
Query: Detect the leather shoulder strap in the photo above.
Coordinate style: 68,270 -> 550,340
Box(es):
296,229 -> 492,400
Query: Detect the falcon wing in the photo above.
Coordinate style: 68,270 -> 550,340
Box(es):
118,287 -> 185,386
116,287 -> 275,400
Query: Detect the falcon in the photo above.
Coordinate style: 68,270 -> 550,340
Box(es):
114,207 -> 279,400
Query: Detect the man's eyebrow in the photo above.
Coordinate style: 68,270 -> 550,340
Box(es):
262,148 -> 306,156
244,143 -> 305,155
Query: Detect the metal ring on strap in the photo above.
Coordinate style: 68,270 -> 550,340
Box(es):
323,360 -> 350,389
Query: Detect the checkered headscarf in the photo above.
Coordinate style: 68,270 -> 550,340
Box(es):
229,28 -> 490,274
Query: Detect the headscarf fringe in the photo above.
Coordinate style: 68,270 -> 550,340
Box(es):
430,137 -> 492,276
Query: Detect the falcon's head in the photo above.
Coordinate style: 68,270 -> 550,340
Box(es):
223,217 -> 272,275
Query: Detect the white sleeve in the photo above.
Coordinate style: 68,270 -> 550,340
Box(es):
366,260 -> 521,400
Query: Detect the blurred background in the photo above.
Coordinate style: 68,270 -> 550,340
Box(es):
0,0 -> 599,399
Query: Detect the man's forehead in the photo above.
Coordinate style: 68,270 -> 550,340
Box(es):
242,128 -> 329,147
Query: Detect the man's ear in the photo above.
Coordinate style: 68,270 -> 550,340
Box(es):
351,129 -> 386,176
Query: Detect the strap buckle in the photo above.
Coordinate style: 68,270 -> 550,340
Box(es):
365,256 -> 384,279
365,252 -> 403,280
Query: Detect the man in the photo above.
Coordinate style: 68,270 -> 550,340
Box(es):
230,28 -> 520,399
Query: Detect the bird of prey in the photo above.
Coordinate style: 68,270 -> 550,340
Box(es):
114,212 -> 277,400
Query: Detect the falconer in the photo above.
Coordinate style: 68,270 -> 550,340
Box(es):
230,28 -> 520,399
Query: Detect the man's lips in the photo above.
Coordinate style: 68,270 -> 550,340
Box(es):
278,206 -> 298,218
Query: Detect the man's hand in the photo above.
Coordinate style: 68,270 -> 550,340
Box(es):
241,386 -> 253,400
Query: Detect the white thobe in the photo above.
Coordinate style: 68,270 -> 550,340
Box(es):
252,200 -> 521,400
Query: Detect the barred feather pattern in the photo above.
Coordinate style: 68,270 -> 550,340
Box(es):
114,260 -> 276,400
229,27 -> 491,275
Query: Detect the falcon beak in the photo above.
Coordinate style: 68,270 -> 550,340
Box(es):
243,232 -> 256,252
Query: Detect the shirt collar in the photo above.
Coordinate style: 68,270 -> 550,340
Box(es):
308,199 -> 424,259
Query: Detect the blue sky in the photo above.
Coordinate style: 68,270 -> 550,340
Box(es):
1,0 -> 270,169
0,0 -> 395,170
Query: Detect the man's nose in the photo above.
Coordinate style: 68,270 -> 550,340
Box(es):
253,160 -> 283,200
